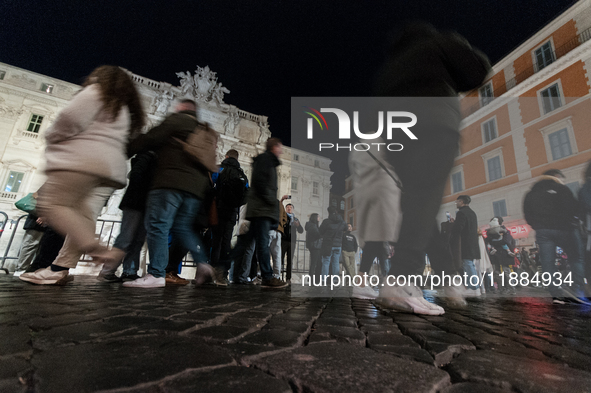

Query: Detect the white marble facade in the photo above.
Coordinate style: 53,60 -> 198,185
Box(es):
0,62 -> 332,272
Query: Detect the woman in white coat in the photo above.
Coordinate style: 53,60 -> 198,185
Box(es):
20,66 -> 145,285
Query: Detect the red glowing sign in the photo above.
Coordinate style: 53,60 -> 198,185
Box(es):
507,225 -> 530,238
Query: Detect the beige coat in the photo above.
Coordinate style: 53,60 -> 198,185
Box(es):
349,141 -> 402,248
44,84 -> 131,188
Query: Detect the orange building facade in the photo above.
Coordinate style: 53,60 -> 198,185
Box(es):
439,0 -> 591,246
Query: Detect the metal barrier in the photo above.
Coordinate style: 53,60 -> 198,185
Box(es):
0,213 -> 29,274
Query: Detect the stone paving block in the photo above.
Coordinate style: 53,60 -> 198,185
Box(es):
0,326 -> 31,355
220,343 -> 289,360
0,379 -> 27,393
240,329 -> 306,347
263,319 -> 310,333
482,345 -> 554,362
518,339 -> 591,372
27,308 -> 133,330
131,319 -> 198,334
360,324 -> 402,334
147,365 -> 292,393
314,317 -> 357,328
367,332 -> 420,347
230,310 -> 274,319
189,326 -> 251,343
369,345 -> 435,365
0,357 -> 32,379
440,382 -> 512,392
271,312 -> 317,322
312,326 -> 366,345
223,318 -> 268,329
448,350 -> 591,393
173,311 -> 225,323
31,315 -> 161,349
31,336 -> 235,392
249,342 -> 450,392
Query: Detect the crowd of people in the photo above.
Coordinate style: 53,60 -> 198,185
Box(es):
11,23 -> 591,317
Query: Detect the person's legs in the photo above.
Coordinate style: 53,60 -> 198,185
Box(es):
463,259 -> 479,290
536,229 -> 562,298
281,239 -> 289,279
14,230 -> 44,272
113,209 -> 145,275
218,218 -> 236,276
232,234 -> 255,283
330,247 -> 342,277
559,229 -> 586,297
342,251 -> 356,277
269,230 -> 282,278
251,218 -> 273,280
143,189 -> 182,278
170,193 -> 206,265
37,171 -> 107,254
286,240 -> 293,280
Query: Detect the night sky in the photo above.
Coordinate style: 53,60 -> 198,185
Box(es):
1,0 -> 576,193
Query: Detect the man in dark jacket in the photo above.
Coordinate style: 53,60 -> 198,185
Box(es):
210,149 -> 246,286
451,195 -> 480,292
341,224 -> 358,276
231,137 -> 288,288
524,169 -> 586,303
319,206 -> 347,277
123,99 -> 213,288
281,201 -> 304,282
374,22 -> 490,315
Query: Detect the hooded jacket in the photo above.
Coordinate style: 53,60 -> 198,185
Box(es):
319,213 -> 347,255
524,176 -> 581,230
246,150 -> 280,223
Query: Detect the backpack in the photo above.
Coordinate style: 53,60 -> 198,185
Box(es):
175,122 -> 219,172
217,165 -> 249,207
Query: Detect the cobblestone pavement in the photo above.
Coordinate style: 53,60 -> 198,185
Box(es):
2,275 -> 591,392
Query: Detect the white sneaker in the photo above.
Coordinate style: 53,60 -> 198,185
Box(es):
122,274 -> 165,288
352,285 -> 379,299
13,270 -> 26,277
376,284 -> 445,315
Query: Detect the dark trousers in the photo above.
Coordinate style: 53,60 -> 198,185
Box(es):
230,218 -> 273,280
385,108 -> 460,277
281,239 -> 296,280
28,227 -> 65,272
359,242 -> 389,274
211,214 -> 236,276
425,222 -> 459,275
308,248 -> 322,278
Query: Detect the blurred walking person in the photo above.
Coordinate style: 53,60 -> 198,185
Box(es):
20,65 -> 145,285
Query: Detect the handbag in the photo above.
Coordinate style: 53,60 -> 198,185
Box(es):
15,193 -> 37,214
175,122 -> 219,172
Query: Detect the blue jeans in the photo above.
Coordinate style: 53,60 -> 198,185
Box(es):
113,208 -> 146,275
231,218 -> 273,280
232,235 -> 256,283
322,247 -> 342,277
536,228 -> 585,297
144,189 -> 206,278
463,259 -> 479,290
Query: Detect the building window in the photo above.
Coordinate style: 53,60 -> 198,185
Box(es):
540,83 -> 562,114
293,154 -> 299,161
451,171 -> 463,194
349,214 -> 354,226
314,159 -> 319,167
41,83 -> 54,94
312,181 -> 319,195
487,156 -> 503,181
479,83 -> 494,107
0,71 -> 5,80
340,200 -> 345,210
331,199 -> 337,207
4,171 -> 24,193
492,200 -> 507,218
349,196 -> 354,209
482,118 -> 497,143
548,128 -> 572,161
534,41 -> 554,71
26,114 -> 44,133
291,176 -> 298,191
